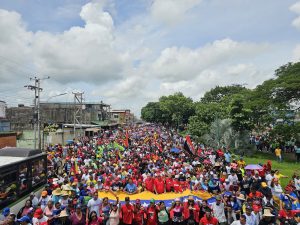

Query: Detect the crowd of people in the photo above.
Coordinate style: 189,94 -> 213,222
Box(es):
1,124 -> 300,225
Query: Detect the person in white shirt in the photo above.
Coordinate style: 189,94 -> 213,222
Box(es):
211,196 -> 226,225
81,171 -> 90,182
29,192 -> 39,208
32,208 -> 48,225
86,192 -> 102,219
228,172 -> 239,185
243,206 -> 257,225
231,215 -> 247,225
265,171 -> 274,187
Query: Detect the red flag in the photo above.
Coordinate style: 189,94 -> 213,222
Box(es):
185,135 -> 195,153
124,130 -> 129,148
155,141 -> 163,152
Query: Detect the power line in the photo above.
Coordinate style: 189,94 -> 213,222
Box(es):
25,76 -> 50,150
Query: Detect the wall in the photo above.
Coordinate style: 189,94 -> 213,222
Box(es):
0,132 -> 17,149
17,130 -> 35,149
45,128 -> 84,145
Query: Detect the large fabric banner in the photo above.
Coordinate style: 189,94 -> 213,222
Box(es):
98,190 -> 216,207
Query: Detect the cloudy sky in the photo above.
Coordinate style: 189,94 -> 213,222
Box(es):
0,0 -> 300,116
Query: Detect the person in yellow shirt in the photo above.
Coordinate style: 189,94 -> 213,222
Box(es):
237,157 -> 246,168
275,146 -> 282,163
274,170 -> 288,184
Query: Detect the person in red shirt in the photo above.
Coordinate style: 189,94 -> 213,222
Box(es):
154,174 -> 165,194
145,175 -> 155,193
173,176 -> 183,193
183,196 -> 200,224
199,208 -> 218,225
121,197 -> 134,225
146,199 -> 158,225
165,174 -> 174,192
133,199 -> 146,225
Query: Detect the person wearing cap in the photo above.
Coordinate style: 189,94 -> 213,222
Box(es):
120,197 -> 134,225
183,196 -> 200,225
17,215 -> 32,225
146,199 -> 158,225
133,199 -> 145,225
257,208 -> 275,225
230,214 -> 247,225
279,186 -> 297,210
0,207 -> 10,224
32,208 -> 48,225
39,190 -> 51,211
199,208 -> 218,225
59,191 -> 70,209
211,195 -> 226,225
258,182 -> 272,197
243,206 -> 256,225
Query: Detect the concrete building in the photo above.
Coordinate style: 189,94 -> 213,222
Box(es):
6,101 -> 111,131
6,104 -> 34,131
0,100 -> 6,118
110,109 -> 134,124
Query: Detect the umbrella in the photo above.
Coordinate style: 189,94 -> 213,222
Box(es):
170,148 -> 181,153
245,164 -> 263,170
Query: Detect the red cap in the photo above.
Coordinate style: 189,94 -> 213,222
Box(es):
34,208 -> 43,218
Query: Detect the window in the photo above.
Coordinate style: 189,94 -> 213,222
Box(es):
32,158 -> 46,187
113,114 -> 119,119
19,163 -> 29,193
0,170 -> 18,205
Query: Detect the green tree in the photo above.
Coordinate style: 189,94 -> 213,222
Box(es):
188,102 -> 229,138
141,102 -> 162,123
201,85 -> 247,104
159,92 -> 195,127
229,94 -> 253,133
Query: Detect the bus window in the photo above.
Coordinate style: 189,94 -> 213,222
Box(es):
19,163 -> 28,192
32,158 -> 46,187
0,171 -> 18,205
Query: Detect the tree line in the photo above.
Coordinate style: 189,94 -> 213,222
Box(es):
141,62 -> 300,150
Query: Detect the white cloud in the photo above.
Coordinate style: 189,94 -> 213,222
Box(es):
151,39 -> 269,82
150,0 -> 202,26
293,44 -> 300,61
0,2 -> 127,87
0,9 -> 33,83
290,1 -> 300,29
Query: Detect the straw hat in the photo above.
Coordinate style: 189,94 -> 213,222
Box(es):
52,188 -> 62,196
262,208 -> 274,217
62,184 -> 73,191
237,194 -> 246,201
61,191 -> 69,196
58,210 -> 69,218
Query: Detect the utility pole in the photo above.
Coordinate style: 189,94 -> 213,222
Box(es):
73,92 -> 84,139
25,76 -> 50,150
